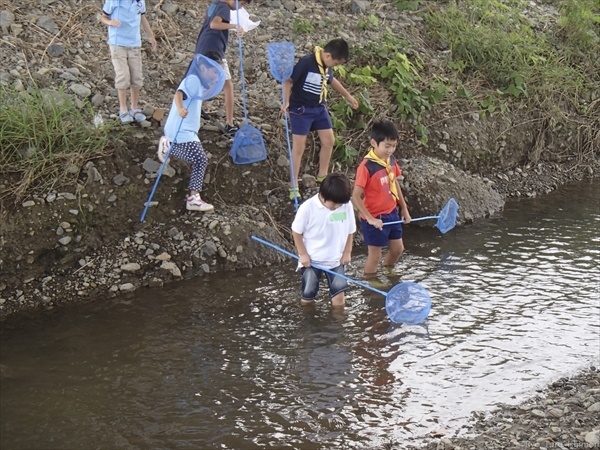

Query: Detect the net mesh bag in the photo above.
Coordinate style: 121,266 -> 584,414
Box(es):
435,198 -> 459,234
230,124 -> 267,164
267,42 -> 295,82
385,282 -> 431,325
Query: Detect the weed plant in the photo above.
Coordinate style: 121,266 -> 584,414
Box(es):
328,0 -> 598,167
0,86 -> 117,201
425,0 -> 599,109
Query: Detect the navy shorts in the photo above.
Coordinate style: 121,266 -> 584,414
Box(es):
288,105 -> 332,135
301,264 -> 348,300
361,209 -> 403,247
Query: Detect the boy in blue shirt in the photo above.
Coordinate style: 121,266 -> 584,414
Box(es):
283,39 -> 359,201
101,0 -> 157,124
194,0 -> 251,134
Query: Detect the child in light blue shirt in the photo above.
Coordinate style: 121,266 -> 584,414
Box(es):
157,52 -> 223,213
101,0 -> 157,123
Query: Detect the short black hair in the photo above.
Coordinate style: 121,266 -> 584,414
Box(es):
319,173 -> 352,204
203,50 -> 222,65
323,38 -> 350,62
370,119 -> 399,144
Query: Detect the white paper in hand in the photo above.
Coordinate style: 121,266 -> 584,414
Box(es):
231,7 -> 260,32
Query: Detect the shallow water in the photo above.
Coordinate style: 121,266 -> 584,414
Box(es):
1,179 -> 599,449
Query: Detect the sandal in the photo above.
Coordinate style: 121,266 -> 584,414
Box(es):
316,174 -> 327,183
130,108 -> 146,123
119,110 -> 134,124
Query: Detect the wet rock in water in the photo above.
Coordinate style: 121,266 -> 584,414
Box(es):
160,261 -> 181,277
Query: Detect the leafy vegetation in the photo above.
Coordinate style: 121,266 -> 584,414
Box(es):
0,86 -> 117,201
326,0 -> 598,165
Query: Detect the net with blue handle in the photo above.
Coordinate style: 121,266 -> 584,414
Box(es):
230,125 -> 267,164
267,42 -> 295,82
435,198 -> 459,234
266,42 -> 298,210
230,1 -> 267,165
251,236 -> 431,325
185,53 -> 226,102
383,198 -> 459,234
386,282 -> 431,325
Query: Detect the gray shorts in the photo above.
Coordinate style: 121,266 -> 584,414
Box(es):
110,45 -> 143,90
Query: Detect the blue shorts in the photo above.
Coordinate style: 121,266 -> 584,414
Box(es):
301,264 -> 348,300
288,105 -> 332,135
361,209 -> 403,247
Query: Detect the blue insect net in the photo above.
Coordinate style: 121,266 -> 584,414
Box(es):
435,198 -> 459,234
267,42 -> 295,82
385,282 -> 431,325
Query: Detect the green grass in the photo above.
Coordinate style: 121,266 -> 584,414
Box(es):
424,0 -> 599,108
0,86 -> 118,201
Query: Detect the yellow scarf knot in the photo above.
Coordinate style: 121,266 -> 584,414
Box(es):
364,148 -> 400,201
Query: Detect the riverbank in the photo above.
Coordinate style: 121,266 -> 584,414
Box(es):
412,367 -> 600,450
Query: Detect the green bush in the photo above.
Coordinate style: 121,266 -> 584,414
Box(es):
0,86 -> 117,200
424,0 -> 596,106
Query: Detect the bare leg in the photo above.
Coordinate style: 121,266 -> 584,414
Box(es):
223,79 -> 234,126
316,128 -> 335,178
364,245 -> 383,275
383,239 -> 404,267
117,88 -> 128,112
331,291 -> 345,306
291,134 -> 308,186
130,87 -> 140,110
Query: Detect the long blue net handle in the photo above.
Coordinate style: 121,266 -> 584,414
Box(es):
383,198 -> 459,234
251,236 -> 431,324
251,236 -> 388,296
251,236 -> 432,324
267,42 -> 298,210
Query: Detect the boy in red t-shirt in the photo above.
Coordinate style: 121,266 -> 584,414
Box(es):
352,119 -> 411,274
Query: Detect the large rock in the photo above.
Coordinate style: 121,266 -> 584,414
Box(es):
400,157 -> 504,223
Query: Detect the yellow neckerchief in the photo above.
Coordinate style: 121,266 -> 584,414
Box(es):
314,46 -> 328,103
364,148 -> 400,201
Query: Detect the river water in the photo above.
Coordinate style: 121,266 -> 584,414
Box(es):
1,179 -> 599,449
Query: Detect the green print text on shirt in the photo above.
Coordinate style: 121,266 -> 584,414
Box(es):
329,212 -> 348,222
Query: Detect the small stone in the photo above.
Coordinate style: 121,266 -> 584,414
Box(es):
160,260 -> 181,277
152,108 -> 165,121
155,252 -> 171,261
58,236 -> 72,246
22,200 -> 35,207
107,194 -> 117,202
587,402 -> 600,412
119,283 -> 135,292
277,155 -> 289,167
148,278 -> 164,288
585,430 -> 600,446
121,263 -> 141,272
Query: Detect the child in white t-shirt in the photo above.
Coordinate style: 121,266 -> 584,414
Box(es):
291,173 -> 356,307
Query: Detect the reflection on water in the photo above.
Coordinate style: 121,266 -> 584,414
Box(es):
1,180 -> 599,449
